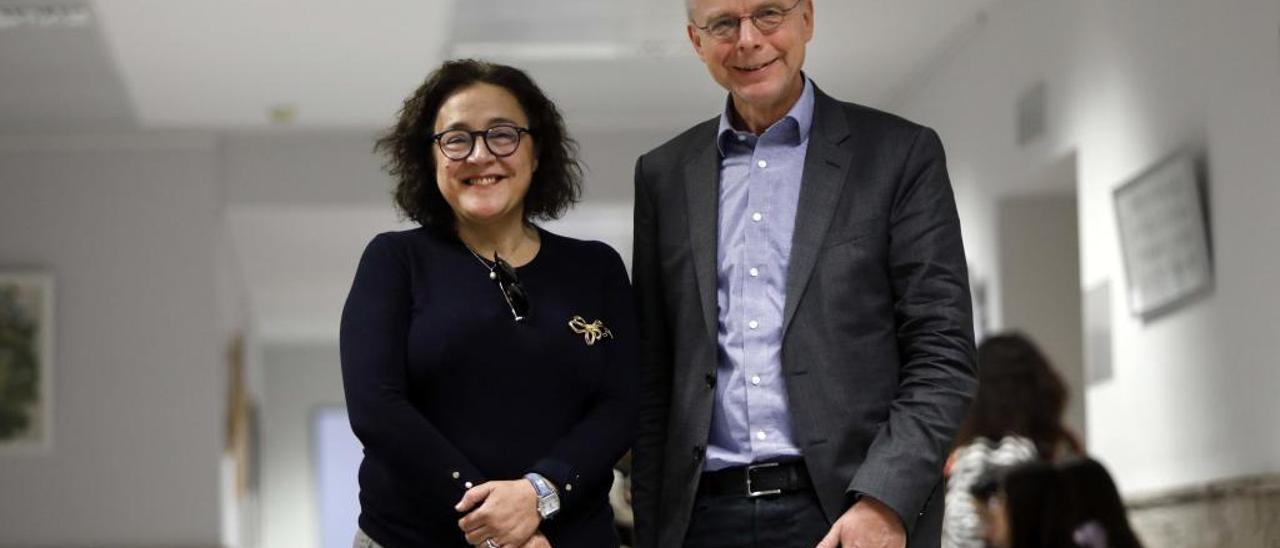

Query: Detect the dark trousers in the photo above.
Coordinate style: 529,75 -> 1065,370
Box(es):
683,487 -> 830,548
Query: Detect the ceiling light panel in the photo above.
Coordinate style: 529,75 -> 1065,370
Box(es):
447,0 -> 686,59
0,2 -> 91,30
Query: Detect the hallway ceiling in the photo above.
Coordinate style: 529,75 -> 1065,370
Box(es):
2,0 -> 1003,133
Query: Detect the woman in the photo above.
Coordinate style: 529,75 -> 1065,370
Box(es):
341,59 -> 638,548
943,333 -> 1083,548
957,333 -> 1083,459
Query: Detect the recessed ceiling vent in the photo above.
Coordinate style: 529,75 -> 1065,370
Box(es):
0,3 -> 92,30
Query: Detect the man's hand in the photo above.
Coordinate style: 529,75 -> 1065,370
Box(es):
816,496 -> 906,548
455,480 -> 541,547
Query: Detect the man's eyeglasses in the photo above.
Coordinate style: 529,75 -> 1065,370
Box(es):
433,125 -> 530,161
490,253 -> 530,322
691,0 -> 805,42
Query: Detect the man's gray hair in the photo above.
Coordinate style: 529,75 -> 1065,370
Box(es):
687,0 -> 812,22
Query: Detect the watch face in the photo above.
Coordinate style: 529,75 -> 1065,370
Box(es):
538,496 -> 561,518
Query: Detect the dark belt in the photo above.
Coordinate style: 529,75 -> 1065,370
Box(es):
699,460 -> 812,498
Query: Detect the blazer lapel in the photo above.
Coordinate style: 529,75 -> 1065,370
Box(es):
684,128 -> 722,344
782,90 -> 854,336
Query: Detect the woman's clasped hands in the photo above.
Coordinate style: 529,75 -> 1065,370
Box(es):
456,480 -> 553,548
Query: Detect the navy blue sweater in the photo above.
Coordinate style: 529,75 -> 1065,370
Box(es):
340,226 -> 638,547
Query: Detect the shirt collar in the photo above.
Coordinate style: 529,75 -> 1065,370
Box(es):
717,74 -> 815,154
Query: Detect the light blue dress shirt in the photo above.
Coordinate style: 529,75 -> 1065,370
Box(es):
705,77 -> 815,471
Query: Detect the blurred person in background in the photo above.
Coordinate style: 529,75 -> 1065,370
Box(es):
341,59 -> 638,548
943,332 -> 1084,548
969,457 -> 1144,548
957,333 -> 1082,458
631,0 -> 978,546
969,461 -> 1058,548
1054,457 -> 1145,548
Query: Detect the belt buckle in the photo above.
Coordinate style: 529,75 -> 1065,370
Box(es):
745,462 -> 782,498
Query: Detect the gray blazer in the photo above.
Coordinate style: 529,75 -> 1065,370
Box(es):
631,87 -> 978,548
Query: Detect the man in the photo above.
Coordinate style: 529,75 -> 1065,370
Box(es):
630,0 -> 978,547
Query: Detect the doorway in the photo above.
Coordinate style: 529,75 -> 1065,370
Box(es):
995,154 -> 1087,441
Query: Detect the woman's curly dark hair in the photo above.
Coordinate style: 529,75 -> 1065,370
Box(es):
375,59 -> 582,232
955,332 -> 1078,458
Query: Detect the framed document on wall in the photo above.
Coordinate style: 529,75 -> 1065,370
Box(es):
0,271 -> 55,454
1113,152 -> 1213,319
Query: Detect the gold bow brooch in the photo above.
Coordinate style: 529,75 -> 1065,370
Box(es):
568,315 -> 613,346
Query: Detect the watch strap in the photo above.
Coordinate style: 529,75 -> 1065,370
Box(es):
524,473 -> 560,519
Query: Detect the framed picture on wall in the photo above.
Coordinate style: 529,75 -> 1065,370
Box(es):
0,271 -> 55,454
1113,152 -> 1213,319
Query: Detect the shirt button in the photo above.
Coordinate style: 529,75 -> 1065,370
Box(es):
451,471 -> 460,479
756,430 -> 767,441
565,483 -> 573,492
748,320 -> 759,329
752,212 -> 763,222
749,267 -> 760,277
751,375 -> 761,386
757,159 -> 768,168
464,481 -> 473,489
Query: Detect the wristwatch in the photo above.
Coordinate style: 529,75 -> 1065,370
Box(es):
524,472 -> 561,520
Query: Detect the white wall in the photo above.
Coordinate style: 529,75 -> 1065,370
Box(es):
896,0 -> 1280,494
997,190 -> 1085,439
574,128 -> 673,203
953,168 -> 1002,337
223,131 -> 391,207
0,134 -> 228,546
258,342 -> 346,548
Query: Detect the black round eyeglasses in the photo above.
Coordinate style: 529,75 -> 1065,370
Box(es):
432,125 -> 530,161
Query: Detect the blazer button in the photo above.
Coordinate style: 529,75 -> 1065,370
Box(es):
704,373 -> 716,389
692,445 -> 704,462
